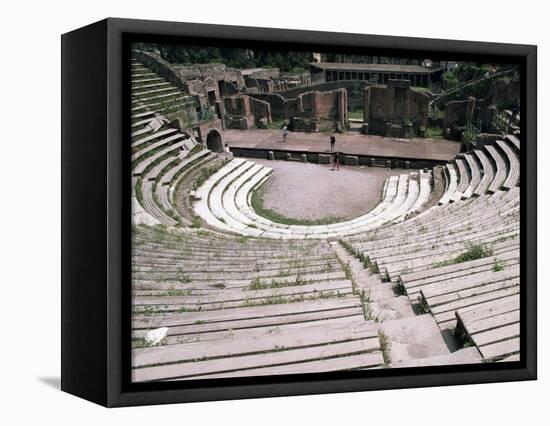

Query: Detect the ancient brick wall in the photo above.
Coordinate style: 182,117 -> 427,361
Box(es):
224,96 -> 251,116
444,98 -> 472,129
281,80 -> 366,111
249,89 -> 347,132
249,97 -> 272,125
223,95 -> 272,129
364,80 -> 429,137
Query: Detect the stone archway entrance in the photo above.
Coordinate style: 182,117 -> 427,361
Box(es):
206,129 -> 223,153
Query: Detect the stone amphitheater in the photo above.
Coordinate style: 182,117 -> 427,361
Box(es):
130,56 -> 520,382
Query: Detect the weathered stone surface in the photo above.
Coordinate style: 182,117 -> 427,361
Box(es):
318,154 -> 331,164
364,79 -> 429,137
343,155 -> 358,166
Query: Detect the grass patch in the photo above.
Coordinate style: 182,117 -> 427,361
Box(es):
248,277 -> 264,291
135,177 -> 144,204
492,258 -> 505,272
410,86 -> 433,95
176,266 -> 191,283
338,239 -> 356,256
192,163 -> 224,191
348,108 -> 364,120
360,289 -> 375,320
432,243 -> 494,268
369,262 -> 379,274
263,118 -> 287,130
417,295 -> 430,314
378,331 -> 391,367
425,126 -> 444,139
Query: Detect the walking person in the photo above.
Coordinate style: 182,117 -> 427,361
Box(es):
281,125 -> 288,143
332,151 -> 340,171
330,135 -> 336,152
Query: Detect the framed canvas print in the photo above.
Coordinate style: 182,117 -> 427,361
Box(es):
61,18 -> 537,407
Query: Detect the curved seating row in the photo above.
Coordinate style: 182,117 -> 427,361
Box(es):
343,138 -> 521,362
131,58 -> 214,226
193,160 -> 433,239
131,62 -> 195,116
439,137 -> 520,205
131,226 -> 384,381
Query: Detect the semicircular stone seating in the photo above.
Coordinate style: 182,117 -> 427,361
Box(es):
342,136 -> 520,362
130,54 -> 521,377
130,57 -> 220,227
193,161 -> 434,239
131,226 -> 385,382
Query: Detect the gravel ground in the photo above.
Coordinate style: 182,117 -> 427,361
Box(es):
251,159 -> 405,222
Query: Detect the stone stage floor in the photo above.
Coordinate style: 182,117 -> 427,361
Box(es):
224,129 -> 462,162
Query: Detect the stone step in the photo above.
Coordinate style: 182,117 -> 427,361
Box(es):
378,314 -> 451,364
485,144 -> 508,192
391,346 -> 482,368
496,139 -> 520,188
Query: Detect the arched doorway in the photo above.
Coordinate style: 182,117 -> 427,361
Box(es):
206,129 -> 223,153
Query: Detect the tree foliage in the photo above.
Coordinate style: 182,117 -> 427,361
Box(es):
143,43 -> 313,72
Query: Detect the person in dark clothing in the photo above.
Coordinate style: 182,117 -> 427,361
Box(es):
332,151 -> 340,171
330,135 -> 336,152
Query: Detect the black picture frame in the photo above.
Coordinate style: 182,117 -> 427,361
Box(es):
61,17 -> 537,407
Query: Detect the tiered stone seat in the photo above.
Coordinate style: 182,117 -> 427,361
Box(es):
505,134 -> 520,150
132,131 -> 185,159
341,139 -> 520,362
473,149 -> 495,195
154,150 -> 212,216
419,263 -> 519,329
140,179 -> 178,226
130,60 -> 212,226
496,139 -> 520,189
131,60 -> 196,116
455,294 -> 519,361
439,163 -> 458,204
405,170 -> 432,217
351,189 -> 519,280
452,158 -> 469,202
131,226 -> 384,381
462,153 -> 481,199
485,144 -> 507,192
130,56 -> 522,370
193,160 -> 432,239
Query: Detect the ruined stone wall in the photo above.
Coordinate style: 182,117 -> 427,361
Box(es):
364,80 -> 429,137
443,97 -> 492,128
280,80 -> 367,111
224,96 -> 251,116
223,95 -> 272,129
248,93 -> 294,118
249,97 -> 272,126
444,98 -> 472,129
250,90 -> 346,120
249,89 -> 347,132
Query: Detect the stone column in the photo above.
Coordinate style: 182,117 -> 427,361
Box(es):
363,87 -> 371,124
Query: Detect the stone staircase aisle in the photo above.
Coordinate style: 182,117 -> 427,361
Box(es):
331,241 -> 483,368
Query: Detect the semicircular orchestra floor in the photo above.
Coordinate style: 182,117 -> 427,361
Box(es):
250,159 -> 396,223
